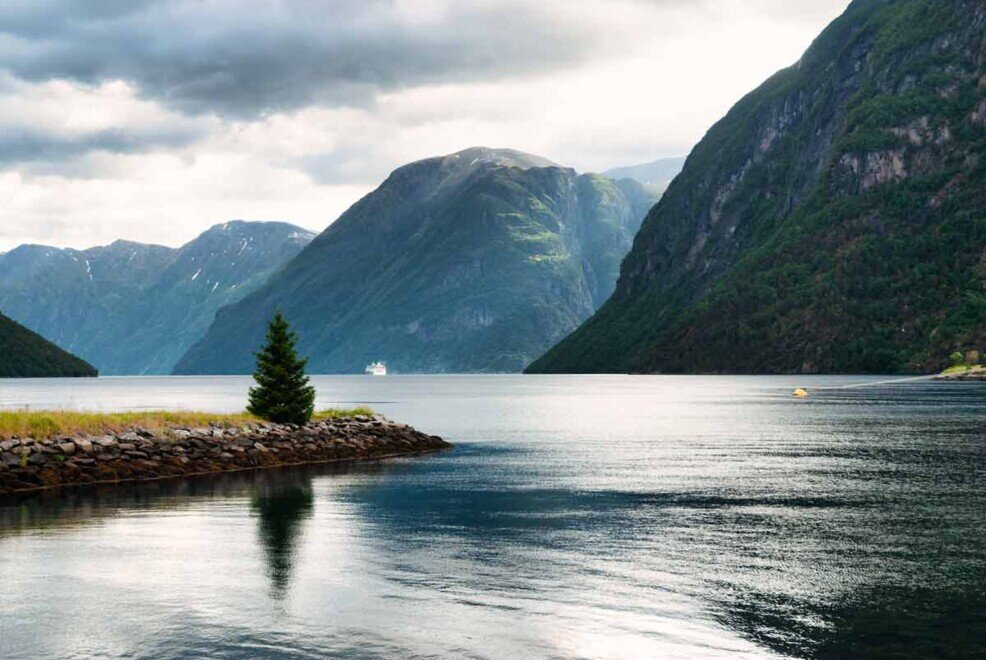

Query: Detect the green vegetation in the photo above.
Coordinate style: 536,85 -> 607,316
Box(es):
174,148 -> 658,374
941,349 -> 982,374
941,364 -> 980,375
0,312 -> 97,378
247,312 -> 317,424
0,221 -> 312,375
0,407 -> 373,440
529,0 -> 986,375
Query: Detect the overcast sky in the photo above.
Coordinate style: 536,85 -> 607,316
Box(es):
0,0 -> 851,250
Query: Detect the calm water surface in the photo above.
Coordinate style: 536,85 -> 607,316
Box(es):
0,375 -> 983,659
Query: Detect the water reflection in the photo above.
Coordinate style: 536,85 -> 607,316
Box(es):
717,584 -> 986,659
249,475 -> 314,597
0,376 -> 983,658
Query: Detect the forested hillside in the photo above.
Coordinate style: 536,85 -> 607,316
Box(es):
529,0 -> 986,374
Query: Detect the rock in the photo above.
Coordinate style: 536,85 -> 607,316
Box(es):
0,418 -> 450,494
0,439 -> 20,451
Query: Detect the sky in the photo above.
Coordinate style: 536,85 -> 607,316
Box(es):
0,0 -> 851,250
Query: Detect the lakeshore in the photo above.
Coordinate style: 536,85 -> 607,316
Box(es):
0,411 -> 451,495
935,365 -> 986,381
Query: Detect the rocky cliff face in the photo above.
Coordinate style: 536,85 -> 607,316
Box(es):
175,148 -> 658,374
0,221 -> 314,374
529,0 -> 986,374
0,312 -> 97,378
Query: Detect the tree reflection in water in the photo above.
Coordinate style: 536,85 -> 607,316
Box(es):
250,475 -> 315,598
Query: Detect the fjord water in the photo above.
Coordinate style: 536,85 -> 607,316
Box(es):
0,376 -> 983,658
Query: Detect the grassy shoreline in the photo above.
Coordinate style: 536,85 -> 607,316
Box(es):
0,408 -> 374,441
940,364 -> 983,375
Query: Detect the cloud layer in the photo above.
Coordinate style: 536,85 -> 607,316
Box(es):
0,0 -> 852,250
0,0 -> 597,117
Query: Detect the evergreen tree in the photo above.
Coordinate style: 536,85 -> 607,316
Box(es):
247,312 -> 316,424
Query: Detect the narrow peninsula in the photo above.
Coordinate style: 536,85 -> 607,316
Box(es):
0,410 -> 451,495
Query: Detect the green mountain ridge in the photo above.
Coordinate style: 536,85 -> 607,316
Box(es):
529,0 -> 986,375
174,147 -> 659,374
0,221 -> 314,374
0,312 -> 97,378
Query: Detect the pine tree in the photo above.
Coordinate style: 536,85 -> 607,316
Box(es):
247,312 -> 316,424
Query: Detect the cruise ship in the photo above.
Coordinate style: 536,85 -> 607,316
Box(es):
364,361 -> 387,376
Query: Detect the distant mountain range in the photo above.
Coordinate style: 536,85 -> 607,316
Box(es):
175,147 -> 658,374
529,0 -> 986,374
0,312 -> 97,378
603,157 -> 686,191
0,221 -> 314,374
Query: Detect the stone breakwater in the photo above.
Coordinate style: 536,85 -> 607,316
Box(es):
0,415 -> 451,495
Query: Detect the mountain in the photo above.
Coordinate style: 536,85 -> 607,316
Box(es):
603,157 -> 686,190
174,147 -> 659,374
0,221 -> 315,374
529,0 -> 986,375
0,312 -> 97,378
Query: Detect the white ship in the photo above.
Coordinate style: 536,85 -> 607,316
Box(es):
364,361 -> 387,376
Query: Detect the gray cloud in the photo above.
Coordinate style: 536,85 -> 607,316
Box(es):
0,0 -> 598,118
0,123 -> 206,167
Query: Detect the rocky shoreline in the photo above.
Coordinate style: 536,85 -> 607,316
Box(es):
0,415 -> 451,495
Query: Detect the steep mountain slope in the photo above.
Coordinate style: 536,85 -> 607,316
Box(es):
603,156 -> 686,190
0,222 -> 314,374
175,147 -> 658,374
529,0 -> 986,375
0,312 -> 97,378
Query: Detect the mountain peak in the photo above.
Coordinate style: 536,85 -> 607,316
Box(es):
442,147 -> 558,171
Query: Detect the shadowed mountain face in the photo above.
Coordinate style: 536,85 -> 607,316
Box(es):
530,0 -> 986,375
0,312 -> 97,377
175,148 -> 658,374
0,221 -> 314,375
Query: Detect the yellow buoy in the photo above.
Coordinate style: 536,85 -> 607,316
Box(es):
793,388 -> 808,398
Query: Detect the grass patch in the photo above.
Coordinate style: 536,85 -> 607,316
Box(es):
313,407 -> 375,420
0,408 -> 374,440
940,364 -> 983,375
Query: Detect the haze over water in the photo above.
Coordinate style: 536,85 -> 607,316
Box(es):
1,375 -> 983,658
